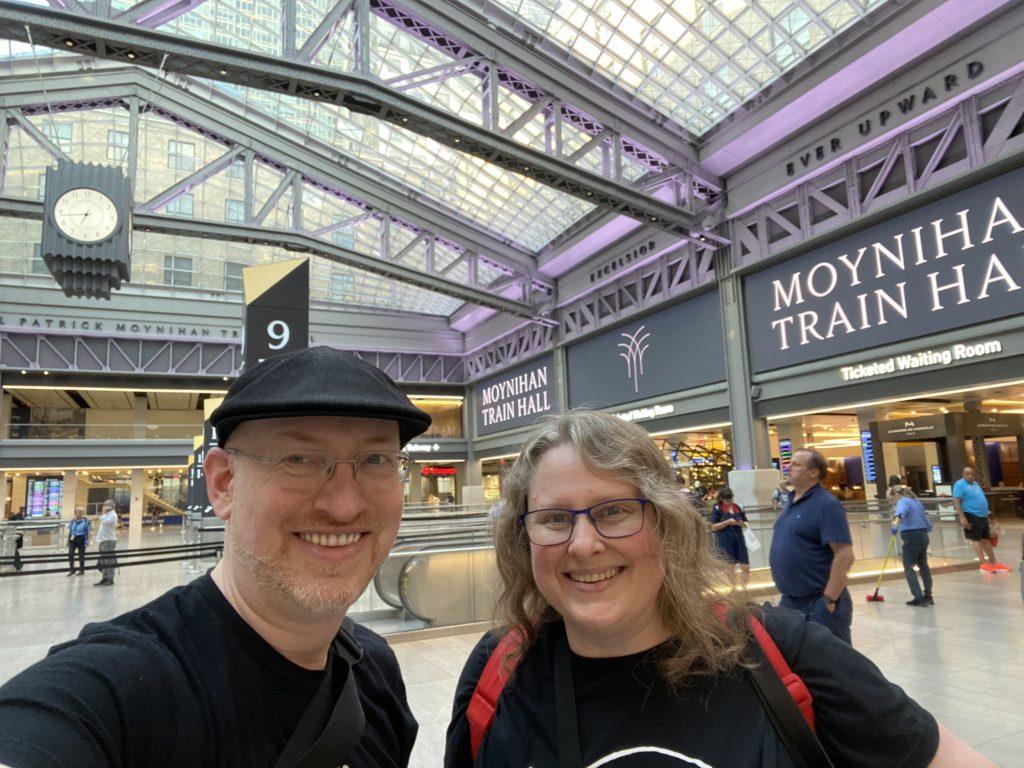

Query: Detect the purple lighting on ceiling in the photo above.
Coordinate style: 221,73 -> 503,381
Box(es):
702,0 -> 1016,176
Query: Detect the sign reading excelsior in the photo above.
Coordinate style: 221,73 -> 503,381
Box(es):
744,167 -> 1024,373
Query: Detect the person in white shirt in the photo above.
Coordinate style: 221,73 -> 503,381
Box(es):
95,500 -> 119,587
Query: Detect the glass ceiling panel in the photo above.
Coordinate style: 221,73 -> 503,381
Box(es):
486,0 -> 892,135
127,1 -> 608,250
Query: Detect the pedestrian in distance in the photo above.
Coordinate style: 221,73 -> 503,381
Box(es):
444,410 -> 993,768
952,466 -> 1011,573
66,506 -> 90,577
0,346 -> 432,768
709,486 -> 750,588
94,499 -> 119,587
769,449 -> 856,644
891,486 -> 934,606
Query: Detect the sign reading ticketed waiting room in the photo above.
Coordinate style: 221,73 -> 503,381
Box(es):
743,167 -> 1024,373
474,354 -> 556,437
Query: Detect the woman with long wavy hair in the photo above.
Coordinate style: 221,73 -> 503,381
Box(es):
444,410 -> 989,768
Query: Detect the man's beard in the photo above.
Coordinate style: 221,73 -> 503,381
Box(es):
226,525 -> 384,616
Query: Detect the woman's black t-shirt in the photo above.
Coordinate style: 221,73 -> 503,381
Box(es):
445,609 -> 939,768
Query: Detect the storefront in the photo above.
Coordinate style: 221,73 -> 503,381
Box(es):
746,164 -> 1024,501
404,440 -> 468,505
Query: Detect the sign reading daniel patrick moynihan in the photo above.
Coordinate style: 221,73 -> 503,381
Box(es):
567,290 -> 725,409
744,167 -> 1024,373
474,354 -> 557,437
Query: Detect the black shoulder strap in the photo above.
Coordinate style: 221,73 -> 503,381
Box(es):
743,635 -> 835,768
553,629 -> 583,768
272,620 -> 366,768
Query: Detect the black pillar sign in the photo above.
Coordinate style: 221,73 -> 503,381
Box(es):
199,397 -> 223,518
243,258 -> 309,371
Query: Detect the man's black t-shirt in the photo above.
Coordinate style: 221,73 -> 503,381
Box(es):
0,574 -> 416,768
445,609 -> 939,768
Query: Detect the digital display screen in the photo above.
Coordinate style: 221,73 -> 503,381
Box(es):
27,478 -> 62,517
779,439 -> 793,477
860,430 -> 877,483
931,464 -> 943,484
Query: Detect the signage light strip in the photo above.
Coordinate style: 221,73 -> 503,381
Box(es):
648,422 -> 732,437
765,378 -> 1024,422
4,385 -> 229,395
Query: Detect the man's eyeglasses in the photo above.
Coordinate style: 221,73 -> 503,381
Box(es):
225,447 -> 411,487
518,498 -> 651,546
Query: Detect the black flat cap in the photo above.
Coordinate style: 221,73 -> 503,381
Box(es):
210,346 -> 431,447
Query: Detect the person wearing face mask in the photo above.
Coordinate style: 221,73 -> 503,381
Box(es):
709,486 -> 750,588
444,410 -> 991,768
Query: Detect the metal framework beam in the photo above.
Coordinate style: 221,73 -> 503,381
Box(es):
463,322 -> 556,382
728,69 -> 1024,271
0,196 -> 539,317
0,1 -> 706,237
0,66 -> 554,298
0,329 -> 466,383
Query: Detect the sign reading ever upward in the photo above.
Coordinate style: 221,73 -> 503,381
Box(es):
743,167 -> 1024,373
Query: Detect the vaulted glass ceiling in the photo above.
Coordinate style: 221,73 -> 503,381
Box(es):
483,0 -> 891,135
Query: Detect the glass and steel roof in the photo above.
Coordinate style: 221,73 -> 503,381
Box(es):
487,0 -> 890,135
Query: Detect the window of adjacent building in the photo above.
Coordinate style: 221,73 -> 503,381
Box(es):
163,254 -> 194,287
167,140 -> 195,171
332,229 -> 356,251
36,173 -> 46,201
31,250 -> 49,275
107,129 -> 129,161
41,123 -> 73,153
164,193 -> 194,217
224,261 -> 245,292
330,271 -> 353,301
226,161 -> 245,179
225,199 -> 245,223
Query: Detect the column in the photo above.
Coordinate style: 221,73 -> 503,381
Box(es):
0,472 -> 7,518
461,390 -> 485,506
61,470 -> 78,519
1,387 -> 12,439
133,395 -> 147,440
11,473 -> 27,517
407,463 -> 423,504
129,468 -> 145,548
719,266 -> 777,507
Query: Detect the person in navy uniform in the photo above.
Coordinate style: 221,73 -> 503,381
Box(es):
769,449 -> 855,644
709,487 -> 750,588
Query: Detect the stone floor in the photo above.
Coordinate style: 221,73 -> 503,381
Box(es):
1,527 -> 1021,767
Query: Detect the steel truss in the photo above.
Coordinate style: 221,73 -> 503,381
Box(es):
729,69 -> 1024,270
0,329 -> 466,384
0,0 -> 720,238
559,241 -> 718,344
0,66 -> 548,314
464,322 -> 555,382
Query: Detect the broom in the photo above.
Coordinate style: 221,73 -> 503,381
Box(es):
866,534 -> 897,602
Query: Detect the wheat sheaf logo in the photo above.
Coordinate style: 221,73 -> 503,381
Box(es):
618,325 -> 651,393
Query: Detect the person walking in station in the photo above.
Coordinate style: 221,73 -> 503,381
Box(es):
66,506 -> 90,577
892,486 -> 934,606
0,347 -> 432,768
769,449 -> 856,643
93,499 -> 119,587
952,466 -> 1011,573
709,486 -> 750,588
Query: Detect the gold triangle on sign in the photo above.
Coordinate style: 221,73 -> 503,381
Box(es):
203,397 -> 224,421
243,258 -> 307,304
193,435 -> 204,451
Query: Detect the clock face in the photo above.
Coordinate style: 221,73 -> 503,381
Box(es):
53,188 -> 120,243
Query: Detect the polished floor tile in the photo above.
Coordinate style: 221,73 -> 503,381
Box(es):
2,526 -> 1021,767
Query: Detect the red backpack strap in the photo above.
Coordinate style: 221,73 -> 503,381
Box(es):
747,615 -> 815,732
467,626 -> 526,759
712,604 -> 815,732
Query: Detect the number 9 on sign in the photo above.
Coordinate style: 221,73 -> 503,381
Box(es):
267,320 -> 290,350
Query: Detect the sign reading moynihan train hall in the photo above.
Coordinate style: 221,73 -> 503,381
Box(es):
474,354 -> 556,436
744,167 -> 1024,373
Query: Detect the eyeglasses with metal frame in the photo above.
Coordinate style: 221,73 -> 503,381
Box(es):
225,447 -> 412,486
518,498 -> 651,546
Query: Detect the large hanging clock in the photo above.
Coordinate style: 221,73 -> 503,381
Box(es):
40,160 -> 133,300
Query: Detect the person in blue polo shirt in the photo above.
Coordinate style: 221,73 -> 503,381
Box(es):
952,466 -> 1011,574
769,449 -> 855,643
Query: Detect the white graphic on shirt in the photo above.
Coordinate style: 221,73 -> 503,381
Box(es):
585,746 -> 715,767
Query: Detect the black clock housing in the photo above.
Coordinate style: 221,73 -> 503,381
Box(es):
41,160 -> 133,300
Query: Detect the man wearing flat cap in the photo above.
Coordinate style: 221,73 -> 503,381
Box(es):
0,347 -> 430,768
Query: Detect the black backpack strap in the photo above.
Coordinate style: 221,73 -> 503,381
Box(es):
743,633 -> 835,768
552,628 -> 583,768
